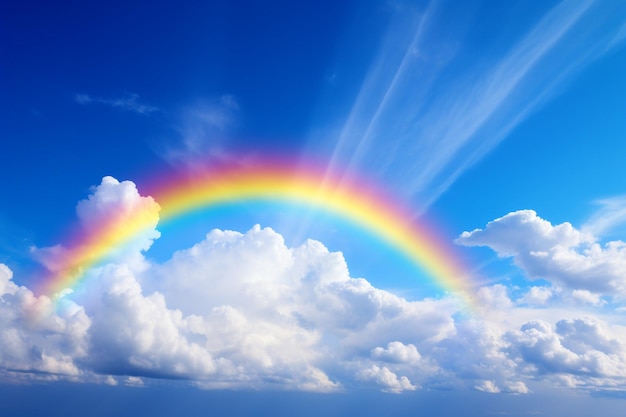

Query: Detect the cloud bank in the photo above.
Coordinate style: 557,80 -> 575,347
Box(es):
2,179 -> 626,395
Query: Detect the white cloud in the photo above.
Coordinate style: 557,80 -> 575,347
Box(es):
583,195 -> 626,237
85,264 -> 217,379
325,0 -> 626,208
357,365 -> 417,393
518,286 -> 556,306
125,376 -> 144,387
139,224 -> 458,391
32,177 -> 161,277
160,96 -> 242,168
475,380 -> 500,393
457,210 -> 626,298
75,93 -> 158,115
505,380 -> 530,394
0,264 -> 90,378
476,284 -> 514,310
7,179 -> 626,394
5,217 -> 462,392
430,318 -> 521,392
74,93 -> 92,105
571,290 -> 606,307
371,341 -> 421,364
475,379 -> 531,395
76,176 -> 161,256
505,318 -> 626,380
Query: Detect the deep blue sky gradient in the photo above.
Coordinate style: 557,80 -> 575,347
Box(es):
2,0 -> 626,414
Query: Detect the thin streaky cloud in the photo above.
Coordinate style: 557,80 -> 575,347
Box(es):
325,0 -> 626,211
75,93 -> 159,115
154,96 -> 244,170
413,0 -> 626,208
583,196 -> 626,238
327,3 -> 437,178
406,0 -> 592,195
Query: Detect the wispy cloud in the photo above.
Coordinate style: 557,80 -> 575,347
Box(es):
583,196 -> 626,238
156,95 -> 243,168
326,0 -> 626,210
75,92 -> 159,115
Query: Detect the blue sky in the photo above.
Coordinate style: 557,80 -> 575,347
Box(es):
2,0 -> 626,415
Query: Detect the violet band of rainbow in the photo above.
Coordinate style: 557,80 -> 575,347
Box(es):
39,159 -> 476,307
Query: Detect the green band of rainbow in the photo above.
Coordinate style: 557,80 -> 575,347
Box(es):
38,159 -> 474,306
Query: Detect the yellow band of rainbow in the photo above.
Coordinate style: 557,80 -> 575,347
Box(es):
39,159 -> 475,306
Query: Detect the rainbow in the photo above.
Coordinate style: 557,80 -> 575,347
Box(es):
38,158 -> 474,305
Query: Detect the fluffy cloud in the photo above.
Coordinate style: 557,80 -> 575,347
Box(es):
33,176 -> 161,274
0,264 -> 89,379
5,180 -> 626,394
457,210 -> 626,297
136,225 -> 460,391
76,176 -> 161,257
518,286 -> 555,306
357,365 -> 417,393
371,341 -> 422,364
475,380 -> 500,393
505,318 -> 626,385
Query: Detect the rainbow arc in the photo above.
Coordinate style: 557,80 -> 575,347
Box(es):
39,160 -> 474,306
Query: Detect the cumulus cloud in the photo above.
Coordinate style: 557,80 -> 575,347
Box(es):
6,180 -> 626,394
32,176 -> 161,275
76,176 -> 161,257
0,264 -> 89,379
476,284 -> 514,309
457,210 -> 626,297
430,318 -> 522,392
371,341 -> 421,364
505,318 -> 626,383
138,225 -> 459,391
357,364 -> 417,393
570,290 -> 606,307
518,286 -> 556,306
84,264 -> 217,380
475,380 -> 500,393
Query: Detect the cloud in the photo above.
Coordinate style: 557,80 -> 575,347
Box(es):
32,176 -> 161,275
518,286 -> 556,306
0,264 -> 89,379
475,380 -> 501,393
371,341 -> 421,364
139,224 -> 457,391
505,318 -> 626,381
159,96 -> 242,168
583,195 -> 626,237
476,284 -> 514,310
75,93 -> 159,115
326,0 -> 626,208
357,365 -> 417,393
84,264 -> 218,380
6,179 -> 626,394
571,290 -> 606,307
75,176 -> 161,253
457,210 -> 626,298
